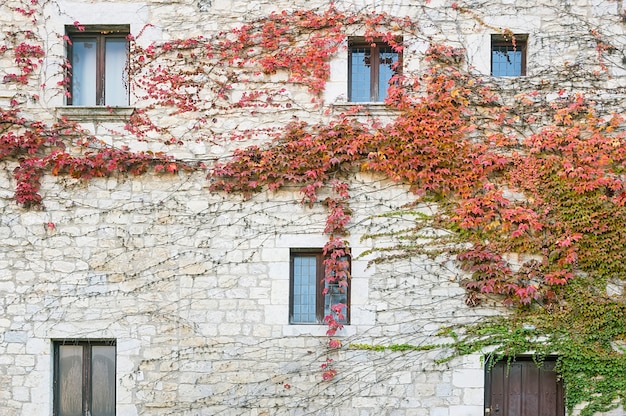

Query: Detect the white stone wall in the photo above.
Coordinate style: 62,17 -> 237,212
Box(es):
0,168 -> 495,415
1,0 -> 626,415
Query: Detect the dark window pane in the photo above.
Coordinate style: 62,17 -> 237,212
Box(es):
91,345 -> 116,416
58,345 -> 83,416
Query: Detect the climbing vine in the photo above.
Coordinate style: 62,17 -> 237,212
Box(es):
207,8 -> 626,413
1,0 -> 626,413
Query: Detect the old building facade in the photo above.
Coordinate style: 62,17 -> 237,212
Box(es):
1,0 -> 625,415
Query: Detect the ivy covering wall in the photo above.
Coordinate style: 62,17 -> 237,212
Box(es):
1,0 -> 625,414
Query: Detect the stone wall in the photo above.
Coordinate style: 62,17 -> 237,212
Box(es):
0,167 -> 495,415
1,0 -> 625,415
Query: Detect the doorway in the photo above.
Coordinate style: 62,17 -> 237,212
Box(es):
485,357 -> 564,416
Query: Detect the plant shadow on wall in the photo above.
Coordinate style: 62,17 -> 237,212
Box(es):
1,1 -> 626,414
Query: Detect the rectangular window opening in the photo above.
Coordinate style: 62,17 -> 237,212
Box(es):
66,25 -> 130,106
348,37 -> 402,102
289,249 -> 350,324
54,339 -> 116,416
491,34 -> 528,77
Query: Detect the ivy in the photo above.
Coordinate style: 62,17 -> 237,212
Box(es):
0,108 -> 189,207
2,1 -> 626,410
350,343 -> 437,352
434,295 -> 626,415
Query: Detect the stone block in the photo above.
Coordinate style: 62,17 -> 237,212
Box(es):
3,331 -> 27,343
50,261 -> 76,273
350,396 -> 381,408
117,404 -> 139,416
270,279 -> 289,304
430,408 -> 449,416
452,369 -> 484,388
15,355 -> 34,367
414,382 -> 436,396
0,355 -> 14,365
447,405 -> 483,416
393,370 -> 412,384
463,388 -> 484,406
252,324 -> 272,338
12,386 -> 29,401
259,247 -> 284,262
436,383 -> 453,397
19,403 -> 45,416
249,286 -> 270,301
218,323 -> 242,336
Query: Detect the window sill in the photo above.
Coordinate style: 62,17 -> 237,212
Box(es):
56,106 -> 135,122
283,324 -> 355,337
331,102 -> 400,116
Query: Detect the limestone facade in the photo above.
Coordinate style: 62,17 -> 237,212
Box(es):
0,0 -> 625,415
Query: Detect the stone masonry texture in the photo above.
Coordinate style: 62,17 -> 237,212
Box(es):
1,0 -> 625,415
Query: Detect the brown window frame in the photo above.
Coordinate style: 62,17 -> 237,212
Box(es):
348,37 -> 403,102
491,34 -> 528,76
289,249 -> 351,325
66,25 -> 130,106
53,339 -> 117,416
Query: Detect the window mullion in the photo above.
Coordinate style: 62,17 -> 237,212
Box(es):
83,344 -> 90,415
316,252 -> 325,323
53,343 -> 60,416
521,42 -> 527,76
289,255 -> 295,323
66,42 -> 74,106
370,45 -> 380,102
96,35 -> 106,105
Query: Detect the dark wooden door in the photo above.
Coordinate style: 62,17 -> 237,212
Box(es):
485,357 -> 564,416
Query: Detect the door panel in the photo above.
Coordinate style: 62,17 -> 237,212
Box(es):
485,358 -> 564,416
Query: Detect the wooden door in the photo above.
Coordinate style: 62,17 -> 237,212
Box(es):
485,357 -> 564,416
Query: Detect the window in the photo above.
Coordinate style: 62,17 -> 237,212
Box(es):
348,37 -> 402,102
67,25 -> 130,106
54,340 -> 116,416
491,34 -> 527,76
290,249 -> 350,324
